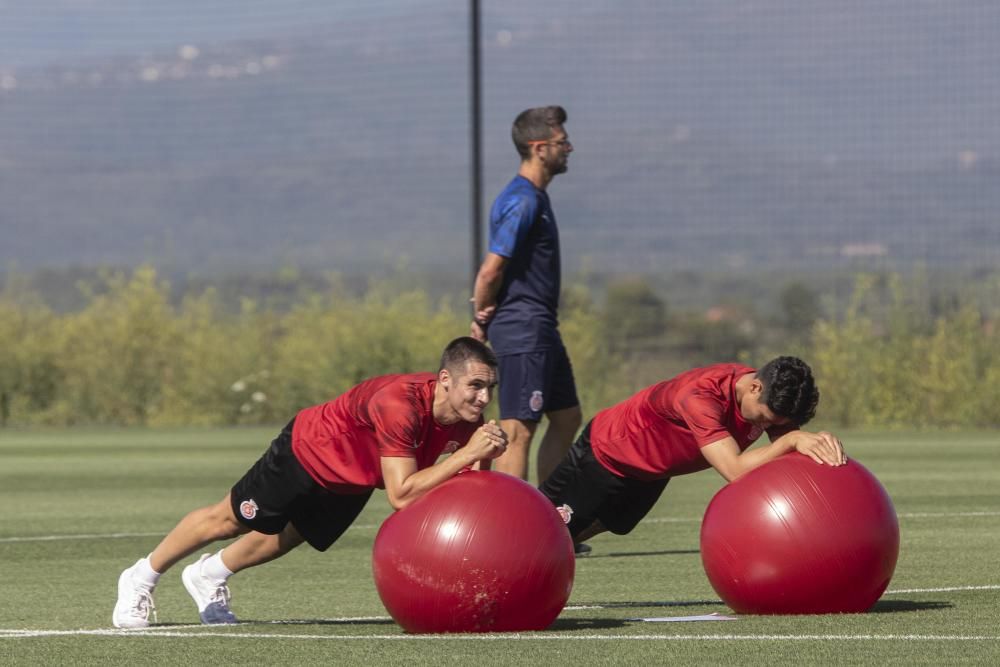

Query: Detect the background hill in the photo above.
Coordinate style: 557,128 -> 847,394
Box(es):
1,1 -> 998,277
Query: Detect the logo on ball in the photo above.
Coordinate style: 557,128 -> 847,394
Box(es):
239,499 -> 259,520
529,390 -> 544,413
556,504 -> 574,524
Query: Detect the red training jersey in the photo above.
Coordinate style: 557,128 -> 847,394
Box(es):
291,373 -> 481,493
590,363 -> 789,481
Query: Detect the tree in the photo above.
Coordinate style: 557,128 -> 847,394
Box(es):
780,282 -> 822,337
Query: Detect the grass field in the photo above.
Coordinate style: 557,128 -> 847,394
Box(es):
1,428 -> 998,665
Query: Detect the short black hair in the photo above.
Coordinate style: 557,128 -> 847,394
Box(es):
512,105 -> 568,159
756,356 -> 819,426
439,336 -> 498,374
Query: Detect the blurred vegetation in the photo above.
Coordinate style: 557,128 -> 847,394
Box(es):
1,265 -> 998,428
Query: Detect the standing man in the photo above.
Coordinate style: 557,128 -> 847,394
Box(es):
471,105 -> 582,490
540,356 -> 847,550
113,337 -> 507,628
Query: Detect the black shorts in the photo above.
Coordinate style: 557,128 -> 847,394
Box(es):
496,344 -> 580,422
230,420 -> 373,552
539,421 -> 669,537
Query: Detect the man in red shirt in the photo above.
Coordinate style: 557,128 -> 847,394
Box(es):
113,337 -> 507,629
539,356 -> 846,549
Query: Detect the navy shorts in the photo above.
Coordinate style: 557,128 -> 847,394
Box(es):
539,421 -> 669,537
496,344 -> 580,422
229,420 -> 373,552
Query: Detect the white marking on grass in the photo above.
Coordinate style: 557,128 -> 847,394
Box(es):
884,584 -> 1000,594
0,629 -> 997,641
896,511 -> 1000,518
0,532 -> 164,543
645,511 -> 1000,522
562,583 -> 1000,609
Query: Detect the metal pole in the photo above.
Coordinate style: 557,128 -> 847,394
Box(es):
470,0 -> 483,293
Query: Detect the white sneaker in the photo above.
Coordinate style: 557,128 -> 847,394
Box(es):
112,560 -> 157,628
182,554 -> 238,624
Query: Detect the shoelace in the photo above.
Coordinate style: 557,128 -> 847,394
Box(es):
209,584 -> 232,609
132,588 -> 158,624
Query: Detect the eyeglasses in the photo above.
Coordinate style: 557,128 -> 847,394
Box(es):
527,138 -> 572,148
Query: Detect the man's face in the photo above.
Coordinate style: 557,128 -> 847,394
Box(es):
540,125 -> 573,175
740,380 -> 791,430
440,361 -> 497,422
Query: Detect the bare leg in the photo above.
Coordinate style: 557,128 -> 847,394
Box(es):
493,418 -> 539,480
536,405 -> 582,484
148,492 -> 248,573
220,522 -> 306,573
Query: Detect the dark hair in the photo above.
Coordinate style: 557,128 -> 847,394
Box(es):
512,105 -> 568,159
439,336 -> 498,373
755,356 -> 819,426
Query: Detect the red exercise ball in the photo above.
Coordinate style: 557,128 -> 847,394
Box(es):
372,470 -> 575,633
700,453 -> 899,614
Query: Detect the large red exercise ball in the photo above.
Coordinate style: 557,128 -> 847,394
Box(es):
700,453 -> 899,614
372,470 -> 575,633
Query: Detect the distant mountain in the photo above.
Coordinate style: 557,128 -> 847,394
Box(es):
1,1 -> 998,274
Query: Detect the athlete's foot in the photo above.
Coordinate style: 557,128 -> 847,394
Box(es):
182,554 -> 238,624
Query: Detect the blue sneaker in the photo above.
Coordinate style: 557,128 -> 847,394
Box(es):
181,554 -> 237,624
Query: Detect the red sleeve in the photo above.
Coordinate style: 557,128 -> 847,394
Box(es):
368,386 -> 425,458
676,390 -> 730,447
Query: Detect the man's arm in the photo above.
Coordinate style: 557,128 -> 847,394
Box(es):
381,421 -> 508,510
470,253 -> 508,341
701,430 -> 847,483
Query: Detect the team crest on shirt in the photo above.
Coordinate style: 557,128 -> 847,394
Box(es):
239,499 -> 259,520
556,504 -> 574,524
529,390 -> 544,412
747,426 -> 764,441
443,440 -> 461,454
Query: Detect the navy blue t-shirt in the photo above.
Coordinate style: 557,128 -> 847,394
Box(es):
486,175 -> 562,355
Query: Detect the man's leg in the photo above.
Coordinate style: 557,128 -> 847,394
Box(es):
180,521 -> 306,625
115,420 -> 310,628
537,404 -> 582,485
537,422 -> 613,557
494,417 -> 539,480
537,341 -> 582,484
113,494 -> 248,629
148,493 -> 248,573
219,522 -> 306,572
575,519 -> 608,543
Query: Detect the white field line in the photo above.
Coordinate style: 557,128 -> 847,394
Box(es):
644,511 -> 1000,524
2,585 -> 998,641
0,629 -> 997,641
1,585 -> 997,639
883,584 -> 1000,594
2,510 -> 997,544
560,584 -> 1000,609
0,532 -> 164,543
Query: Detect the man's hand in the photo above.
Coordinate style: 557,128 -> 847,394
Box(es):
474,304 -> 496,325
469,303 -> 496,342
470,320 -> 488,342
793,431 -> 847,466
464,419 -> 508,461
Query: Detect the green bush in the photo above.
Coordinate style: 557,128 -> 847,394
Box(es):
1,267 -> 998,428
808,273 -> 999,428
